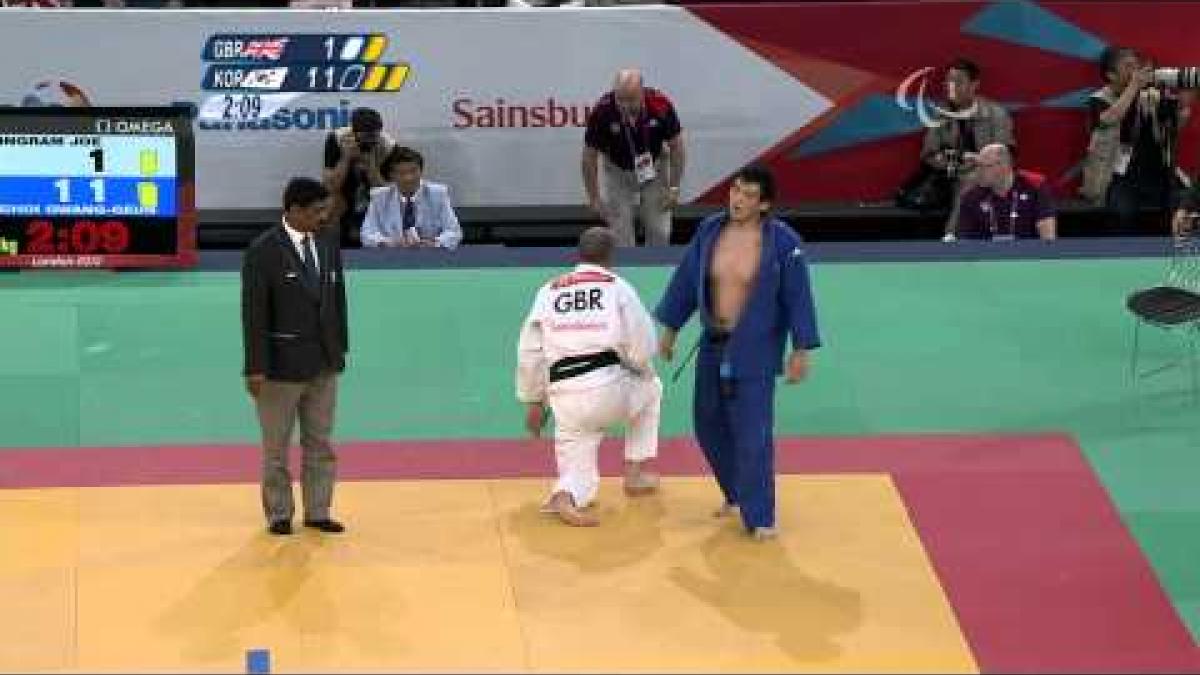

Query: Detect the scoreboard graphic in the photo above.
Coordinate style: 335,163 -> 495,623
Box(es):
0,107 -> 196,269
197,34 -> 409,127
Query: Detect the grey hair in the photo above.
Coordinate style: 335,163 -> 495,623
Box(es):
578,226 -> 616,265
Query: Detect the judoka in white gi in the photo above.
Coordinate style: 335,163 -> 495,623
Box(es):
515,227 -> 663,527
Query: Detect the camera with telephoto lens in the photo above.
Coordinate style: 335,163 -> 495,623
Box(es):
942,148 -> 964,179
1153,67 -> 1200,89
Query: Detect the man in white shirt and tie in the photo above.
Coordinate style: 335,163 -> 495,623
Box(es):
241,177 -> 349,536
360,146 -> 463,250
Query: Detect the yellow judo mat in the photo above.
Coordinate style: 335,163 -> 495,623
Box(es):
0,475 -> 976,673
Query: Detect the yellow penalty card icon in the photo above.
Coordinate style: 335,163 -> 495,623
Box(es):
137,181 -> 159,209
139,149 -> 159,176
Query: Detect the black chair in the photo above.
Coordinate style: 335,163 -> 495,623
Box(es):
1125,231 -> 1200,397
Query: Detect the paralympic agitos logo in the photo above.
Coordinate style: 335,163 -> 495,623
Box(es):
894,66 -> 976,129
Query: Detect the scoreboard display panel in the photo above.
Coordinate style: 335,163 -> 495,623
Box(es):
195,34 -> 409,131
0,106 -> 196,269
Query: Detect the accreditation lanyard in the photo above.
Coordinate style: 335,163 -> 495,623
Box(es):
987,191 -> 1020,241
620,108 -> 652,161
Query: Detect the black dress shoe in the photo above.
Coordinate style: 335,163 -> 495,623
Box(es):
268,520 -> 293,535
303,518 -> 345,533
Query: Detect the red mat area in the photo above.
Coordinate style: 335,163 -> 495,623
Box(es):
1,432 -> 1196,672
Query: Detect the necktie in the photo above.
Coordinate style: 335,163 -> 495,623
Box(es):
402,196 -> 416,233
301,234 -> 317,281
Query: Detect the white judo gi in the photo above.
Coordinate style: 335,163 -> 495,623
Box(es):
515,262 -> 663,508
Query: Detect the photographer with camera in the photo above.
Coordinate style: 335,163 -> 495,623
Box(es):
1081,47 -> 1192,232
918,58 -> 1016,242
322,107 -> 397,248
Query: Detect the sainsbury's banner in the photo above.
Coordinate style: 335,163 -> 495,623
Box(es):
3,2 -> 1200,211
0,7 -> 831,211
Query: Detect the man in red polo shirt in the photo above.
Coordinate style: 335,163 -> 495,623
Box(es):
582,68 -> 685,247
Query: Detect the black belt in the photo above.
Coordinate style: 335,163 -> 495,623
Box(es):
549,350 -> 621,383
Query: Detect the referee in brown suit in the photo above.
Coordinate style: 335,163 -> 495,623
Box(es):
242,177 -> 349,536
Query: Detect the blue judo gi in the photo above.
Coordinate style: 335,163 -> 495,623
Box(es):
655,212 -> 820,530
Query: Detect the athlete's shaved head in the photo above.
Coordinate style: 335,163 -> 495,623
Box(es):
578,226 -> 616,266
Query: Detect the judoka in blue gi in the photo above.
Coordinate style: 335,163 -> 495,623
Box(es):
655,165 -> 820,539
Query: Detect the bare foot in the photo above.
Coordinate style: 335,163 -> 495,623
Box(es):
623,463 -> 660,496
547,491 -> 599,527
713,503 -> 738,518
750,526 -> 778,541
